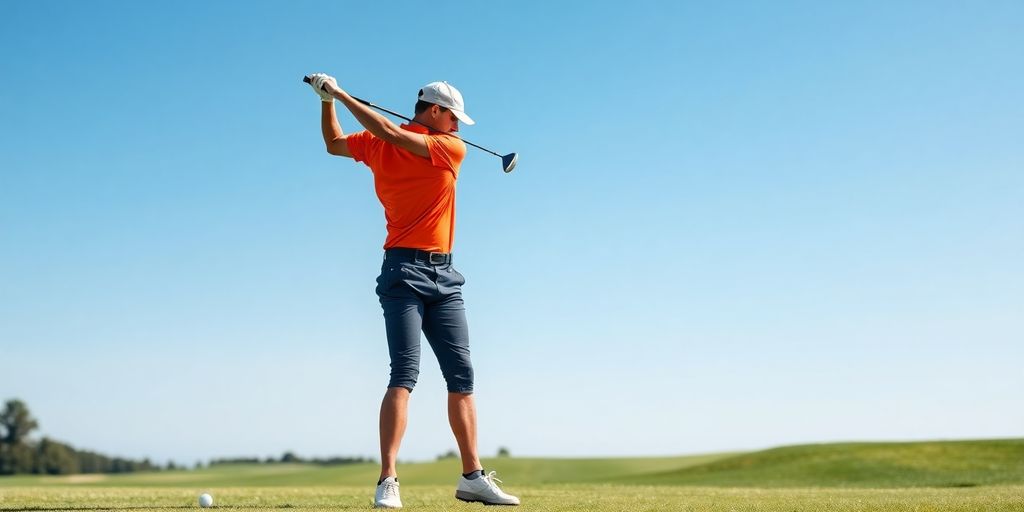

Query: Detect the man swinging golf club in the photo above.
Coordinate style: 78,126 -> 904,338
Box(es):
307,73 -> 519,508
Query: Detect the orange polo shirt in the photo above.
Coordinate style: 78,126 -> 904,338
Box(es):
346,124 -> 467,253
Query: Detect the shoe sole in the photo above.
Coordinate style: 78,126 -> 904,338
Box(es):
455,490 -> 519,506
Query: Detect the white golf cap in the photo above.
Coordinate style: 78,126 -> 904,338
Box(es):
418,81 -> 475,125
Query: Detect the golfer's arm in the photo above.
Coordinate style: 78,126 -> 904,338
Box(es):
321,102 -> 352,157
334,91 -> 429,158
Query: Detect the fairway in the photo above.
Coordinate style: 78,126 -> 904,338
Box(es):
3,485 -> 1024,512
2,441 -> 1023,511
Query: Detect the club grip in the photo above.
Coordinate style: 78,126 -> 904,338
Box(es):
302,75 -> 326,91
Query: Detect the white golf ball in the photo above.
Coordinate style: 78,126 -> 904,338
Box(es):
198,493 -> 214,508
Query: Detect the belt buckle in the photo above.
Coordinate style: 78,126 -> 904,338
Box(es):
429,252 -> 447,265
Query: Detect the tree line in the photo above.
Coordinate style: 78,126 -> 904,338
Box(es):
209,452 -> 373,466
0,399 -> 162,475
0,399 -> 375,476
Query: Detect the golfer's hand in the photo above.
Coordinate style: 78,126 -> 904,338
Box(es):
309,73 -> 338,102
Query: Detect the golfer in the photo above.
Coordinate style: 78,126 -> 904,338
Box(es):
307,73 -> 519,508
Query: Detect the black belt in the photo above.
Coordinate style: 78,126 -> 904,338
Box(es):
384,247 -> 452,265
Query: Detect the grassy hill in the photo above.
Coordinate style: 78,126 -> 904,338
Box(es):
1,439 -> 1021,489
613,438 -> 1024,488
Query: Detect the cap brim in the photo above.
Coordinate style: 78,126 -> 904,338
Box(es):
452,109 -> 475,125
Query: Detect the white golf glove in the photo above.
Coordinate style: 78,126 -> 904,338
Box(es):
309,73 -> 337,102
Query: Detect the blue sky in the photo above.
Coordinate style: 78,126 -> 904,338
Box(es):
1,1 -> 1022,466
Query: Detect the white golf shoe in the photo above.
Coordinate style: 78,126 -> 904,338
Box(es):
455,470 -> 520,506
374,476 -> 402,509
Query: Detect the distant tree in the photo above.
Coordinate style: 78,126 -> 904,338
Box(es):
209,457 -> 260,466
312,455 -> 373,465
109,458 -> 130,473
35,438 -> 80,475
280,451 -> 301,463
194,460 -> 204,470
0,399 -> 39,445
0,400 -> 40,474
166,460 -> 178,471
436,449 -> 458,460
497,447 -> 510,457
76,449 -> 113,474
78,451 -> 100,473
0,443 -> 35,475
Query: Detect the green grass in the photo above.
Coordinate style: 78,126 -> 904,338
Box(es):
614,438 -> 1024,488
0,454 -> 736,488
2,439 -> 1023,511
2,485 -> 1023,511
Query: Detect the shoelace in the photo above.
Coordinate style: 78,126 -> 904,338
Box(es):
381,480 -> 399,499
482,470 -> 503,489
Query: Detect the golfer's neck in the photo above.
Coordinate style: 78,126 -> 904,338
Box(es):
409,114 -> 442,132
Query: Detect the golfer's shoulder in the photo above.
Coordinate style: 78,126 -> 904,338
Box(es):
427,132 -> 467,155
349,129 -> 389,151
347,129 -> 374,144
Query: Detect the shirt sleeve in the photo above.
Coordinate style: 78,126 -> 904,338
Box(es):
425,134 -> 467,174
345,130 -> 374,167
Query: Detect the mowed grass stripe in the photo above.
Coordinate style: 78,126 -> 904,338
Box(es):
2,485 -> 1024,512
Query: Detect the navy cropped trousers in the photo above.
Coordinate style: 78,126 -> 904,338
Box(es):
375,248 -> 474,394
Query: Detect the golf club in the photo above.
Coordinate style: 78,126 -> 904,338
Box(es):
304,76 -> 517,173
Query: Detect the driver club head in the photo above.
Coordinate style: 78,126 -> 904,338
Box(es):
502,153 -> 518,173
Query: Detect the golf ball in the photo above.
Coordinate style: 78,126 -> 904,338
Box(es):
198,493 -> 214,508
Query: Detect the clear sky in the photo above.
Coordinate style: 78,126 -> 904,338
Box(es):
2,1 -> 1022,466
